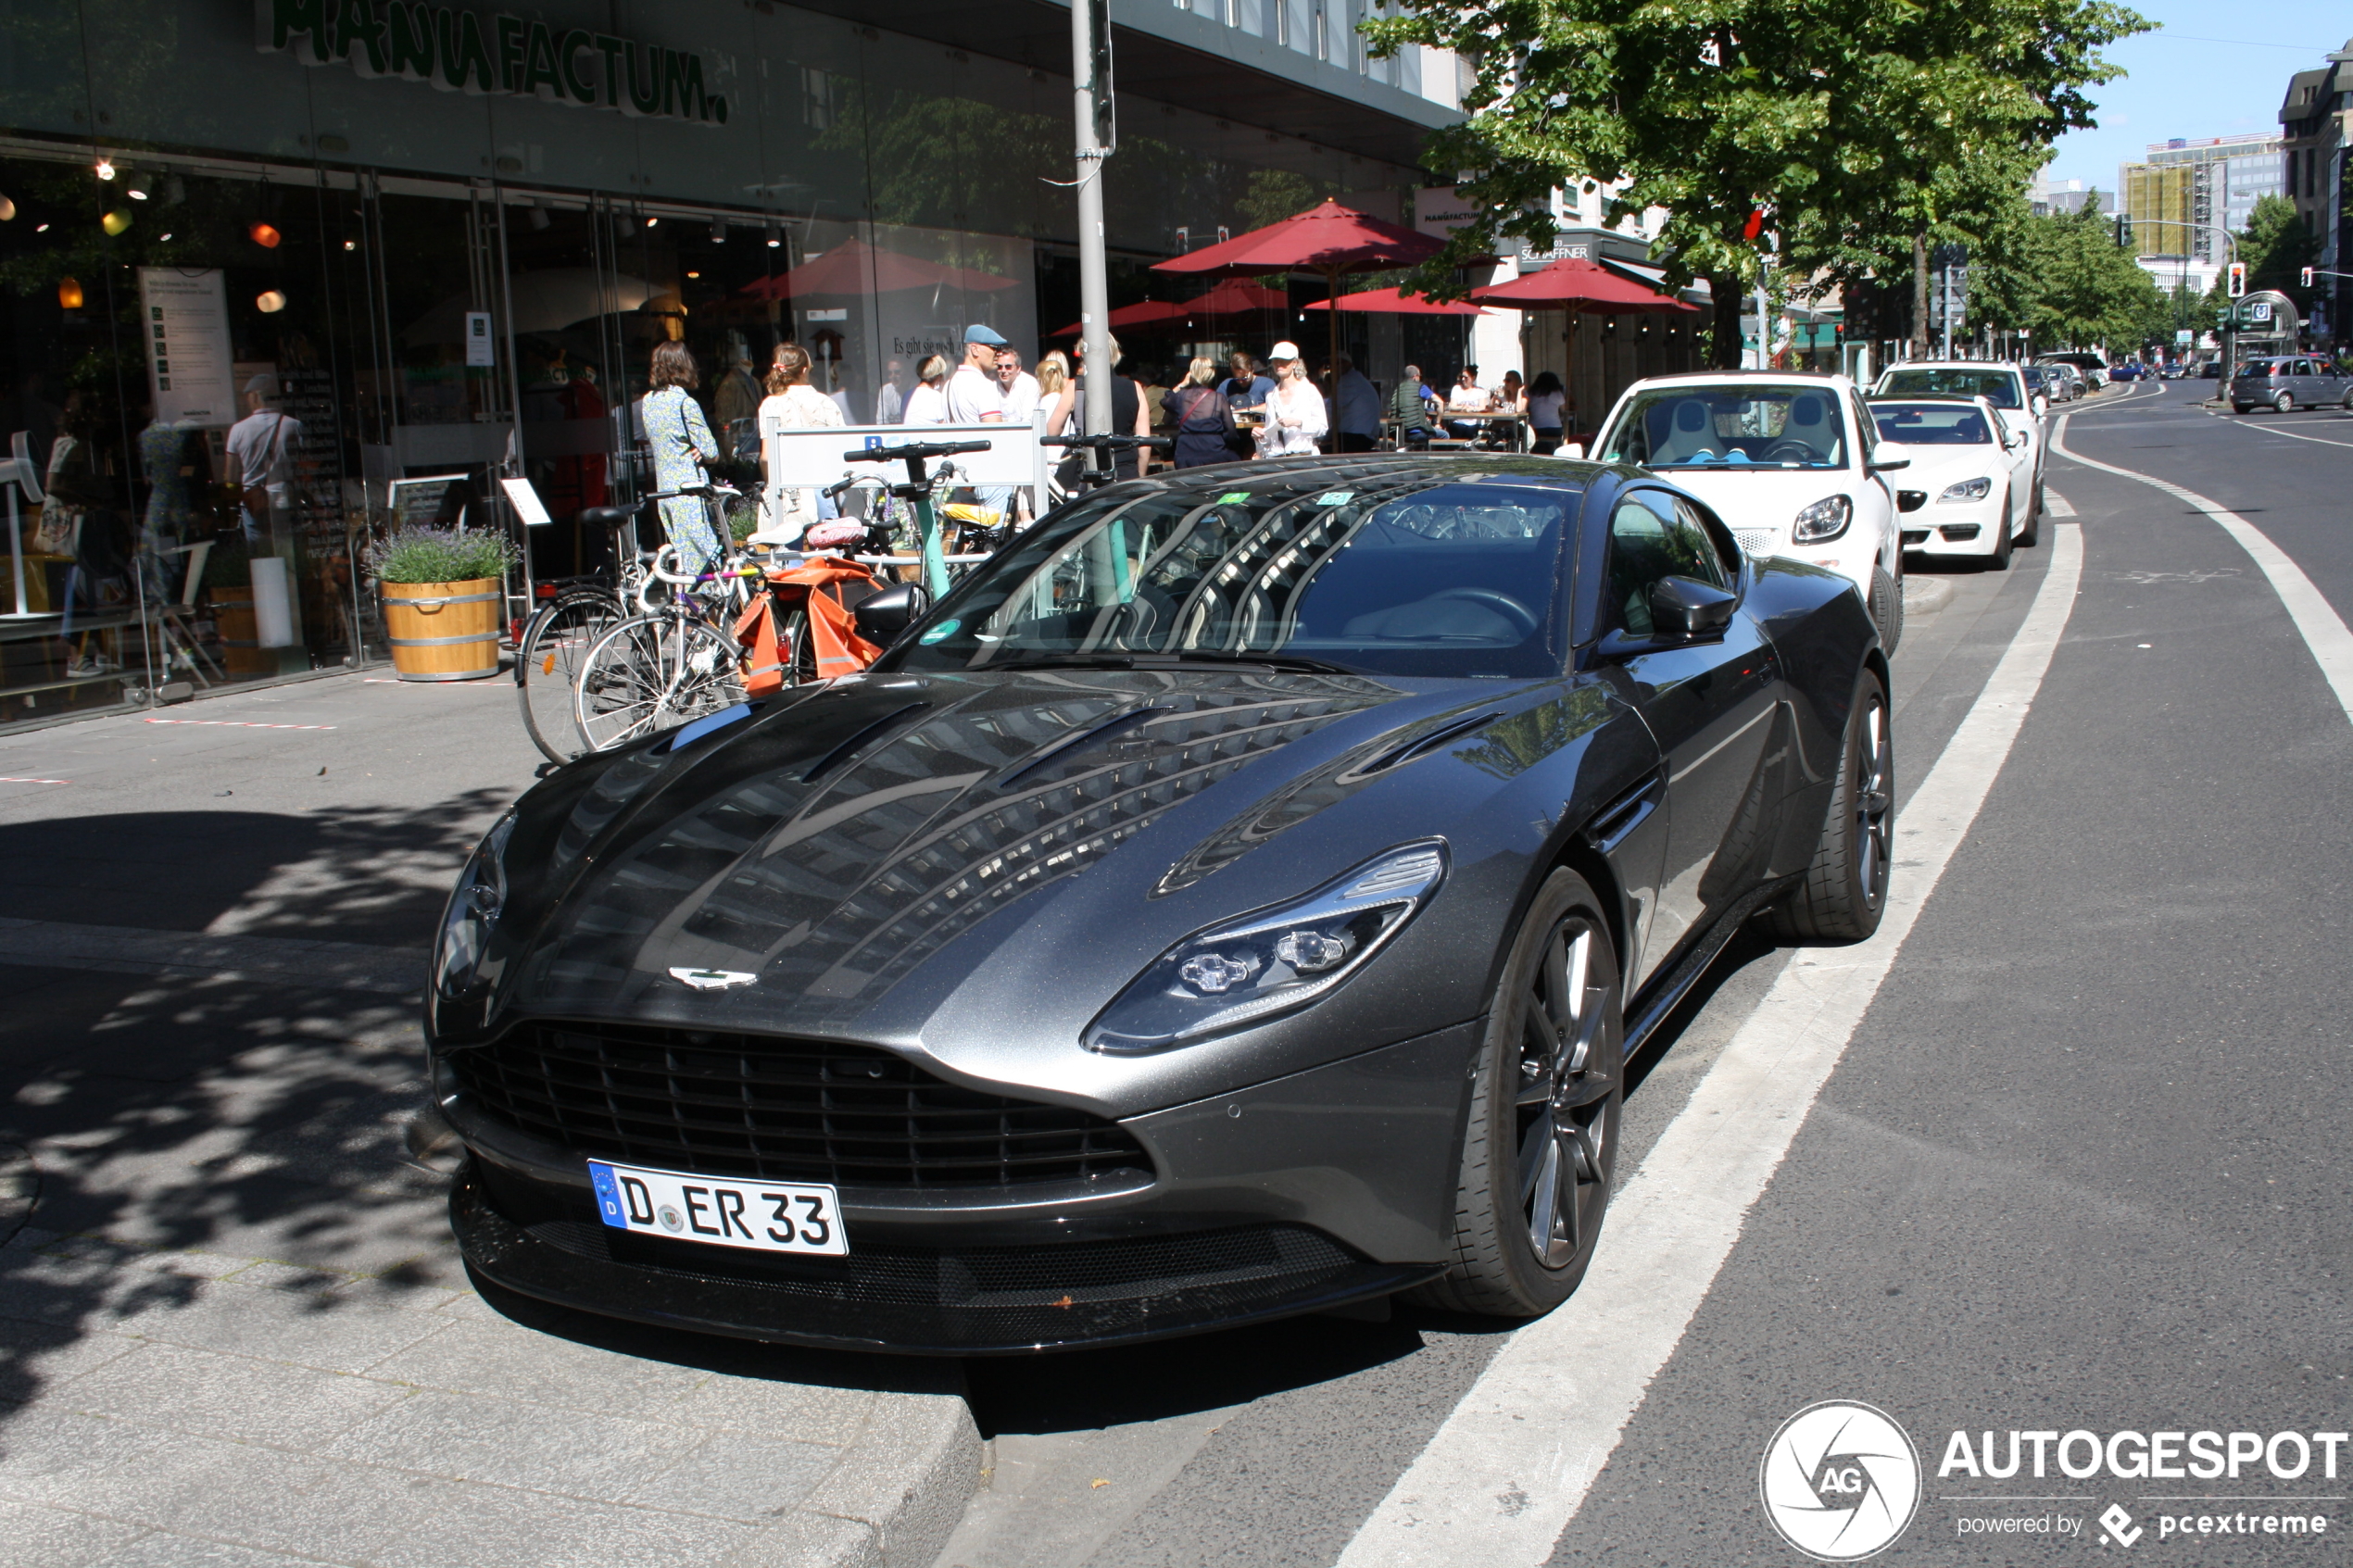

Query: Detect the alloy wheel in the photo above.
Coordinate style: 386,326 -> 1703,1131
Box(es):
1853,691 -> 1893,905
1515,915 -> 1617,1269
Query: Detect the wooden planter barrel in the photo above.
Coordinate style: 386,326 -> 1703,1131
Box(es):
202,588 -> 280,678
381,578 -> 502,682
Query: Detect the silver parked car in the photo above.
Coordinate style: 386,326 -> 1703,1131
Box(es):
2231,355 -> 2353,414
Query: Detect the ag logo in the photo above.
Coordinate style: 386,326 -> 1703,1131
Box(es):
1759,1400 -> 1922,1561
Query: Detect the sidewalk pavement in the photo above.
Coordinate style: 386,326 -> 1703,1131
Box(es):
0,672 -> 980,1568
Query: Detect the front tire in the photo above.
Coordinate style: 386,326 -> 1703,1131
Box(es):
1867,563 -> 1904,655
517,588 -> 623,764
1986,490 -> 2015,571
2017,480 -> 2041,549
1413,869 -> 1622,1318
1767,668 -> 1893,943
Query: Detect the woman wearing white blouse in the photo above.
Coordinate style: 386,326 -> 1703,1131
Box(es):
751,343 -> 844,546
1254,342 -> 1327,458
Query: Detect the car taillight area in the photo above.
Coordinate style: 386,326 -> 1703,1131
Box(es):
446,1020 -> 1153,1189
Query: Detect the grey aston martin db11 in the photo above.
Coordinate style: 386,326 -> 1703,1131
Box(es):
429,453 -> 1891,1353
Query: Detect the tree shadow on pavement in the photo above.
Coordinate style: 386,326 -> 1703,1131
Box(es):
0,803 -> 498,1454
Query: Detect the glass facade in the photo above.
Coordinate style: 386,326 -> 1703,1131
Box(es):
0,0 -> 1434,731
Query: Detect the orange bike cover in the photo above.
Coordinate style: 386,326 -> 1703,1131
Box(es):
737,558 -> 886,688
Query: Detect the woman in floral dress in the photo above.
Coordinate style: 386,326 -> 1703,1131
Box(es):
640,341 -> 723,576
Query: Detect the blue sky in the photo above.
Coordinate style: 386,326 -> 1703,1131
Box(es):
2045,3 -> 2349,194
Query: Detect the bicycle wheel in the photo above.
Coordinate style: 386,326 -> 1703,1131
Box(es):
574,613 -> 746,753
516,588 -> 623,764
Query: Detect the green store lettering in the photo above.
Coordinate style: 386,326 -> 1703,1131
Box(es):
255,0 -> 730,124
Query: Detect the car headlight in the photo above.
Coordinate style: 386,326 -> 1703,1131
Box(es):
1085,841 -> 1448,1054
1791,493 -> 1852,543
434,810 -> 516,998
1938,477 -> 1993,504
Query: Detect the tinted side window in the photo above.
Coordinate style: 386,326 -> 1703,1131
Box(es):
1607,491 -> 1728,634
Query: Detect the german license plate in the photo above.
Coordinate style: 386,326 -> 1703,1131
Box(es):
587,1159 -> 849,1257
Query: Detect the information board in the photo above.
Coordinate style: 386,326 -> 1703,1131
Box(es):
761,414 -> 1047,519
138,269 -> 236,427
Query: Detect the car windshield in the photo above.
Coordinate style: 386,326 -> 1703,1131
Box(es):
886,474 -> 1578,680
1878,368 -> 2022,408
1870,402 -> 1992,445
1596,384 -> 1848,470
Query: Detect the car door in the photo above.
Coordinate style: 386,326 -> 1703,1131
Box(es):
1596,487 -> 1783,984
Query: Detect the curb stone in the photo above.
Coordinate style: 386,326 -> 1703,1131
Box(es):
734,1389 -> 982,1568
0,1143 -> 32,1247
1902,575 -> 1957,616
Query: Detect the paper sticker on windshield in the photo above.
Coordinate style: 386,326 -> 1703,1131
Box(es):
1315,492 -> 1354,506
1215,492 -> 1252,504
918,619 -> 960,645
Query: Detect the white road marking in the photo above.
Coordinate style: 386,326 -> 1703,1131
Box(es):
144,718 -> 338,731
2053,415 -> 2353,725
0,776 -> 69,785
1337,527 -> 2086,1568
2043,490 -> 2078,517
2205,410 -> 2353,449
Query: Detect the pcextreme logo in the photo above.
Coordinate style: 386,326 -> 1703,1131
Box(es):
1759,1400 -> 1924,1562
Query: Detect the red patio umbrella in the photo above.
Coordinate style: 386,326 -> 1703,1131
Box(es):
1468,257 -> 1698,313
1152,199 -> 1447,372
1471,259 -> 1699,434
1180,279 -> 1290,317
1305,285 -> 1488,316
1049,297 -> 1193,338
742,237 -> 1018,299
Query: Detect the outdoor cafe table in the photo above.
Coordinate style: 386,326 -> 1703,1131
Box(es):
1379,411 -> 1530,452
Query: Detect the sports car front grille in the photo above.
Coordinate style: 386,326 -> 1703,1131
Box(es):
447,1021 -> 1153,1189
1732,527 -> 1780,558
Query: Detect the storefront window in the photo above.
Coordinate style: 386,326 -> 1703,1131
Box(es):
0,0 -> 1420,735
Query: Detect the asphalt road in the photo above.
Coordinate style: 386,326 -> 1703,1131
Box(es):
935,381 -> 2353,1567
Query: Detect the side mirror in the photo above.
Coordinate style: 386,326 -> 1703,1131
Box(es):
1866,449 -> 1910,473
2033,395 -> 2049,418
1560,442 -> 1586,461
852,582 -> 931,645
1647,575 -> 1738,638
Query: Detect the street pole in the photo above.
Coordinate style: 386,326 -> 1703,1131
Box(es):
1069,0 -> 1114,458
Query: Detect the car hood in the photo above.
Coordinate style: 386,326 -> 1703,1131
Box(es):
465,667 -> 1543,1057
1635,466 -> 1863,533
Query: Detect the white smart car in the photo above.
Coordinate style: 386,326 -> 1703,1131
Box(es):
1865,395 -> 2038,568
1582,371 -> 1906,647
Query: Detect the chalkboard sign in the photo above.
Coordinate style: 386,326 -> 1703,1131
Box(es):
387,473 -> 470,530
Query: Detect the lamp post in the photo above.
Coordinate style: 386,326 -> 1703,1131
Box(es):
1069,0 -> 1114,467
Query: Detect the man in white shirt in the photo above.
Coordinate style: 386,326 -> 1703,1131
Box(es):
944,324 -> 1013,522
944,325 -> 1008,424
224,372 -> 303,541
997,348 -> 1041,426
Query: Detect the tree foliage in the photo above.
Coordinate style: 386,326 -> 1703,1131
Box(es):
1363,0 -> 2145,364
1964,196 -> 2166,348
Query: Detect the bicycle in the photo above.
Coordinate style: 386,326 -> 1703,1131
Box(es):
513,505 -> 667,764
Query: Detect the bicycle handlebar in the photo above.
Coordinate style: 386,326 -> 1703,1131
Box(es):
844,440 -> 994,464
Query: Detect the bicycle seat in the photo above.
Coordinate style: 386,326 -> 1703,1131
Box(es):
580,504 -> 642,531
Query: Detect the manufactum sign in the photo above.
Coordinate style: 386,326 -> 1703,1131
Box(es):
256,0 -> 731,124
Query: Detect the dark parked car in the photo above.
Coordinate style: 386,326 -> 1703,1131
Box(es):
2231,355 -> 2353,413
428,455 -> 1891,1352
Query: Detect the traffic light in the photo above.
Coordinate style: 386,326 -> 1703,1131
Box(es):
2302,266 -> 2315,288
2228,262 -> 2247,297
